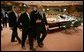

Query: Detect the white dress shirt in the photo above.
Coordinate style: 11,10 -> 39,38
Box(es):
39,11 -> 44,18
26,12 -> 31,21
14,11 -> 19,21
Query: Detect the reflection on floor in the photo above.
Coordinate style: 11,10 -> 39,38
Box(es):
1,26 -> 83,51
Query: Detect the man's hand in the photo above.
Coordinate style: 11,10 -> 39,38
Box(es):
45,25 -> 49,31
36,19 -> 41,23
19,29 -> 22,31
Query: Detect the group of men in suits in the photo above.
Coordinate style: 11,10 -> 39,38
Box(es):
8,5 -> 48,51
1,9 -> 8,28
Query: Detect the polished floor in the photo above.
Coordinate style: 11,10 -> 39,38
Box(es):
1,24 -> 83,51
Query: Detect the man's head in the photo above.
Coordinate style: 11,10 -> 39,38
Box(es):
33,7 -> 37,11
25,6 -> 32,14
12,6 -> 20,14
36,5 -> 43,12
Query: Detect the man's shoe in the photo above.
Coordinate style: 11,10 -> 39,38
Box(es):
18,41 -> 21,44
38,44 -> 43,48
40,42 -> 44,45
30,48 -> 36,51
22,47 -> 26,50
11,40 -> 17,42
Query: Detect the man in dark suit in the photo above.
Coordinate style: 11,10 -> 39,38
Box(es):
1,9 -> 6,28
1,9 -> 8,28
18,6 -> 35,51
1,11 -> 3,31
31,5 -> 48,48
8,6 -> 21,44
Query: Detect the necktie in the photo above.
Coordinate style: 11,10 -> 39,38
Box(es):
17,14 -> 19,21
28,14 -> 31,21
39,12 -> 43,18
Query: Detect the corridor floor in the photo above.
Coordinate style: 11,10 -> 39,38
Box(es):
1,26 -> 83,51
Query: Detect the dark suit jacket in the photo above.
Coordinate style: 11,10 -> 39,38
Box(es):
18,12 -> 32,29
31,10 -> 48,27
1,12 -> 3,23
8,11 -> 18,28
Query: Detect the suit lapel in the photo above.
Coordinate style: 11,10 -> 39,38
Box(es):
25,13 -> 30,21
12,12 -> 17,20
